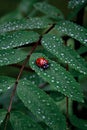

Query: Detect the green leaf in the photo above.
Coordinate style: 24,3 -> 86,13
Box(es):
41,34 -> 87,75
22,74 -> 64,101
68,0 -> 87,9
29,53 -> 84,102
70,115 -> 87,130
39,122 -> 53,130
0,31 -> 39,50
77,46 -> 87,55
0,110 -> 6,125
22,73 -> 57,91
19,0 -> 41,15
22,73 -> 45,86
0,17 -> 52,34
0,76 -> 15,94
10,111 -> 44,130
55,21 -> 87,46
34,2 -> 64,20
0,49 -> 27,66
42,84 -> 57,92
17,80 -> 66,130
49,91 -> 64,102
67,5 -> 86,20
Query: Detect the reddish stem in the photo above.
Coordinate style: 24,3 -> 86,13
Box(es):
4,24 -> 55,130
66,64 -> 69,129
4,38 -> 41,130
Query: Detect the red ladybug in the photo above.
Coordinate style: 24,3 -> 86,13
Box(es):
36,57 -> 49,69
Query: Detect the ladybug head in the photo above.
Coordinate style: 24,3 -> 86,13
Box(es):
42,63 -> 49,69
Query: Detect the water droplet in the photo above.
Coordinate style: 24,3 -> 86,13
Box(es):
56,86 -> 59,88
57,81 -> 59,84
28,100 -> 31,104
46,103 -> 50,106
7,86 -> 11,89
0,89 -> 2,92
42,115 -> 45,119
44,73 -> 47,75
42,99 -> 46,102
51,80 -> 54,83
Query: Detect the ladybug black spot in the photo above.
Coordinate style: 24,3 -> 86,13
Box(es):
43,63 -> 49,69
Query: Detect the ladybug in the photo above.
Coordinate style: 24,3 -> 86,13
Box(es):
36,57 -> 49,69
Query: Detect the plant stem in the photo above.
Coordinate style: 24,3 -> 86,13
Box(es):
66,96 -> 69,122
63,35 -> 69,129
66,64 -> 69,129
4,24 -> 55,130
4,38 -> 41,130
11,37 -> 41,111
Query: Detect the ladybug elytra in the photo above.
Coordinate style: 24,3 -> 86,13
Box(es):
36,57 -> 49,69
